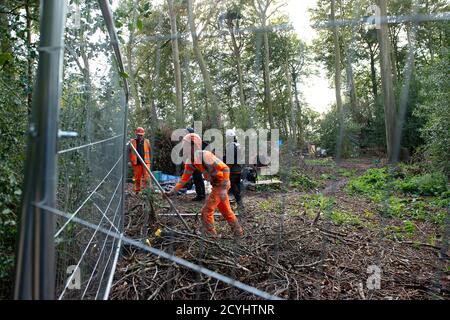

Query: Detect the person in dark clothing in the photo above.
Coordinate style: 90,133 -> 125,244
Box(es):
192,169 -> 205,200
187,127 -> 206,201
136,138 -> 145,160
224,129 -> 244,211
243,166 -> 257,184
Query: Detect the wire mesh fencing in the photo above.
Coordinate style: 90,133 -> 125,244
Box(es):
104,0 -> 449,300
52,0 -> 128,300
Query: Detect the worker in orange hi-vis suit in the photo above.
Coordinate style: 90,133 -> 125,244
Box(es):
129,127 -> 151,194
166,133 -> 244,238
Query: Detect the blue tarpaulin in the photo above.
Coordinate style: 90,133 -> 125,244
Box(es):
154,172 -> 179,184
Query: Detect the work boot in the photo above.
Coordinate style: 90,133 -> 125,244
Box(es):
202,228 -> 218,239
228,220 -> 244,238
201,220 -> 217,238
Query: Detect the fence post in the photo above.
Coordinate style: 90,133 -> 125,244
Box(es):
14,0 -> 67,300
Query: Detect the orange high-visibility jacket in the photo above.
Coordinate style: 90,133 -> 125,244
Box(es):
130,139 -> 151,167
175,151 -> 230,191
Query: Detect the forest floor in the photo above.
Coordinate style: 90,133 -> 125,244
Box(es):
110,156 -> 449,300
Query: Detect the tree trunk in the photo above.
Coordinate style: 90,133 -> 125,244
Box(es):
0,10 -> 11,56
368,44 -> 378,99
183,52 -> 198,120
127,0 -> 142,114
377,0 -> 397,162
389,27 -> 399,88
167,0 -> 184,127
262,22 -> 274,129
25,0 -> 33,115
148,13 -> 164,167
331,0 -> 344,161
393,22 -> 416,163
187,0 -> 220,128
126,46 -> 142,114
227,24 -> 246,110
292,69 -> 303,149
127,65 -> 141,114
151,18 -> 163,129
78,25 -> 93,140
425,0 -> 434,62
345,48 -> 359,120
285,60 -> 297,146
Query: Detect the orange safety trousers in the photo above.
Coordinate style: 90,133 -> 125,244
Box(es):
133,164 -> 150,193
201,184 -> 239,235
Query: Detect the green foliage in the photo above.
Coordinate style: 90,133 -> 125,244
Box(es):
0,0 -> 35,292
320,173 -> 338,181
311,0 -> 449,158
317,107 -> 361,158
403,220 -> 416,236
288,169 -> 319,191
337,168 -> 356,178
416,50 -> 450,175
299,193 -> 363,227
0,54 -> 30,301
348,166 -> 448,199
0,52 -> 13,66
385,196 -> 406,218
429,210 -> 447,226
136,18 -> 143,31
119,71 -> 129,79
385,220 -> 417,240
258,198 -> 282,213
304,158 -> 336,167
430,191 -> 450,208
347,168 -> 391,201
329,210 -> 363,227
299,194 -> 335,218
0,162 -> 21,286
396,173 -> 448,196
348,166 -> 449,225
384,225 -> 404,240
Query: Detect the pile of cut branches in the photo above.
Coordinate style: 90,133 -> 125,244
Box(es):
110,191 -> 448,300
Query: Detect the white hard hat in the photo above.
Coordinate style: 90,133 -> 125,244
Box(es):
226,129 -> 236,138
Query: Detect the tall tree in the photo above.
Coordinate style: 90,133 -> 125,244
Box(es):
126,0 -> 142,113
362,28 -> 379,99
252,0 -> 277,129
377,0 -> 397,162
186,0 -> 220,128
167,0 -> 184,127
223,7 -> 246,112
25,0 -> 34,115
331,0 -> 344,161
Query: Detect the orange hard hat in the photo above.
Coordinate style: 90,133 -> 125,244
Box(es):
182,133 -> 202,150
136,127 -> 145,135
